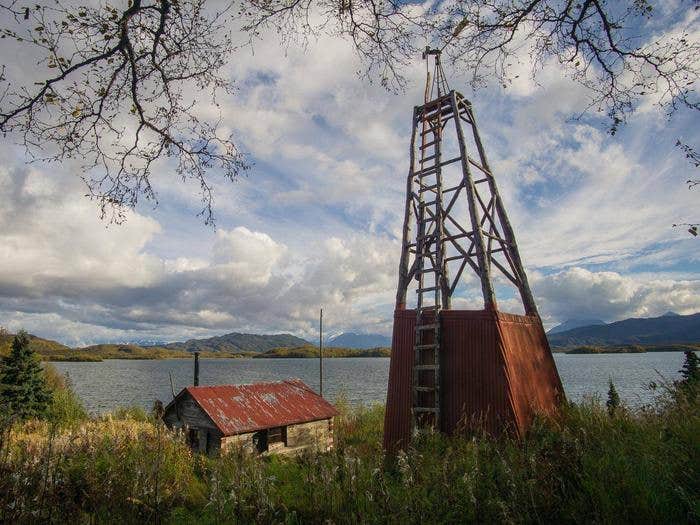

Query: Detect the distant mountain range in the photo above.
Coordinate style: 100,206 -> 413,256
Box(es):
547,318 -> 605,334
4,311 -> 698,360
547,312 -> 700,347
327,332 -> 392,349
161,332 -> 309,353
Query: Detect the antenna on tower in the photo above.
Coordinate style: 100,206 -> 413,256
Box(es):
422,47 -> 450,102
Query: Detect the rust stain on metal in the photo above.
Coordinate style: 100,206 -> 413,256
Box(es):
184,379 -> 338,436
384,309 -> 564,451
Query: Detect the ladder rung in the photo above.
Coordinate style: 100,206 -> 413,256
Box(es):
474,177 -> 489,184
415,156 -> 462,176
419,200 -> 437,207
420,154 -> 436,163
421,101 -> 452,117
416,286 -> 438,293
419,305 -> 440,311
416,268 -> 438,274
413,407 -> 438,413
415,343 -> 438,350
417,323 -> 438,330
423,106 -> 453,122
414,386 -> 436,392
419,183 -> 438,192
414,365 -> 438,371
419,140 -> 437,150
443,184 -> 463,193
416,166 -> 438,177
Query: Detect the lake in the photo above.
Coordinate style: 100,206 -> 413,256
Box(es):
53,352 -> 692,414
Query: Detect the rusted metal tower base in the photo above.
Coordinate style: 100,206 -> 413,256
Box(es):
383,309 -> 564,452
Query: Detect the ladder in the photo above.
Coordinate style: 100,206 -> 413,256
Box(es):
412,94 -> 450,432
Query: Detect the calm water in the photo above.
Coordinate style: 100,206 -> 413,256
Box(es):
53,352 -> 691,414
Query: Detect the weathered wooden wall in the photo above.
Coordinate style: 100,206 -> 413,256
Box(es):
163,394 -> 222,453
221,419 -> 334,456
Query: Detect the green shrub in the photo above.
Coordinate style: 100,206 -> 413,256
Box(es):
43,363 -> 88,426
1,382 -> 698,523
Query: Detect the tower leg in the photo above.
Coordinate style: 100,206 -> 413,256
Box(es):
395,107 -> 418,310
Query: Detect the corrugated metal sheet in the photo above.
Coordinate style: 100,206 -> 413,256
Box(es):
384,309 -> 564,451
383,309 -> 415,450
180,379 -> 338,436
496,313 -> 565,433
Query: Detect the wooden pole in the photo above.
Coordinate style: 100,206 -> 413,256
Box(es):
194,351 -> 200,386
319,308 -> 324,397
395,107 -> 418,309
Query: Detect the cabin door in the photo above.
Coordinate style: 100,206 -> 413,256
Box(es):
187,428 -> 200,451
253,430 -> 267,453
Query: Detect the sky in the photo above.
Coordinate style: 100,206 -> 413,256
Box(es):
0,3 -> 699,346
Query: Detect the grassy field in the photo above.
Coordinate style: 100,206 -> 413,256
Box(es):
0,370 -> 698,524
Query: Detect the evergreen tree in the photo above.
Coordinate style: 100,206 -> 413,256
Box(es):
677,351 -> 699,398
606,379 -> 620,416
0,331 -> 52,420
679,351 -> 699,385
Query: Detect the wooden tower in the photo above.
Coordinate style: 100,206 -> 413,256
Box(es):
383,49 -> 564,450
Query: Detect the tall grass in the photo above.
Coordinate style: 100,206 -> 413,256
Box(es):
0,386 -> 698,523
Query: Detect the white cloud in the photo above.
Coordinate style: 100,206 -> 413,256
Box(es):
534,267 -> 700,323
0,3 -> 698,346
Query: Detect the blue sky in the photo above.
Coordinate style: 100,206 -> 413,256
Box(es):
0,5 -> 698,345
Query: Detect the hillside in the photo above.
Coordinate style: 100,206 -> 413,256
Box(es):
255,345 -> 390,358
560,343 -> 700,354
161,332 -> 310,353
548,312 -> 700,346
328,332 -> 392,349
547,318 -> 605,334
0,331 -> 73,359
72,344 -> 194,361
0,333 -> 197,361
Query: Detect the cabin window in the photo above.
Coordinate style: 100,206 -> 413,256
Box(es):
267,426 -> 287,446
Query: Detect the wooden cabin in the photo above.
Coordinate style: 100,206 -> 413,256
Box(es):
163,379 -> 338,455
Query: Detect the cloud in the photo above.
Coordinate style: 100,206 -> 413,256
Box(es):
0,4 -> 698,346
533,267 -> 700,323
0,157 -> 398,344
0,160 -> 163,298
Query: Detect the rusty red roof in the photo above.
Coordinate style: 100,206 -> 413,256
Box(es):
178,379 -> 338,436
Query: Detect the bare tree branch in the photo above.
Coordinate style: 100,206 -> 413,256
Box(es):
1,0 -> 698,224
432,1 -> 700,133
1,0 -> 247,224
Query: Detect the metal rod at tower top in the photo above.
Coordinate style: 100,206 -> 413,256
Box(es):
319,308 -> 323,397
